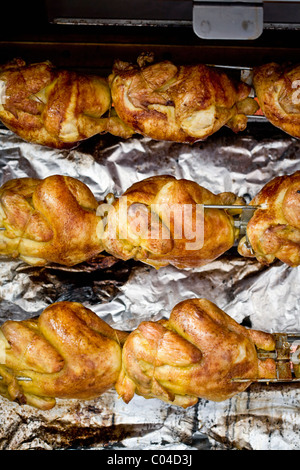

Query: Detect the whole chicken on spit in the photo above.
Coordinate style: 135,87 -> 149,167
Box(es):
0,59 -> 133,148
0,171 -> 299,269
116,298 -> 276,406
0,175 -> 105,266
0,174 -> 243,269
0,298 -> 277,410
238,171 -> 300,267
109,53 -> 258,143
253,62 -> 300,139
0,301 -> 128,410
0,55 -> 258,148
100,175 -> 244,269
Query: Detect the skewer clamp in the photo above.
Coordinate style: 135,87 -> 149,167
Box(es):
233,333 -> 300,383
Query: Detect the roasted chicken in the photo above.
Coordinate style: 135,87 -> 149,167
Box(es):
0,175 -> 104,266
253,62 -> 300,138
238,171 -> 300,266
2,171 -> 299,269
0,301 -> 128,409
116,298 -> 276,406
0,58 -> 133,148
109,53 -> 258,143
0,174 -> 243,269
101,175 -> 243,269
0,298 -> 276,409
2,57 -> 300,146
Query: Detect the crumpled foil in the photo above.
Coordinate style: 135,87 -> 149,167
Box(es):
0,123 -> 299,450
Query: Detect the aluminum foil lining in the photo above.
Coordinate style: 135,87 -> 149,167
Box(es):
0,123 -> 299,450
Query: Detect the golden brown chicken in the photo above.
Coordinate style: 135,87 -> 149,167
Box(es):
0,175 -> 104,266
0,301 -> 128,409
101,175 -> 244,269
238,171 -> 300,266
253,62 -> 300,138
116,298 -> 276,406
0,299 -> 276,410
0,58 -> 133,148
0,174 -> 243,269
109,53 -> 258,143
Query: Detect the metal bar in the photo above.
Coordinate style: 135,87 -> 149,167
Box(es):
247,115 -> 268,122
0,375 -> 32,382
206,64 -> 253,71
203,205 -> 261,210
232,377 -> 300,383
52,18 -> 192,27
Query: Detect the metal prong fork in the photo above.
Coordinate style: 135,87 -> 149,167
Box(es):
232,332 -> 300,383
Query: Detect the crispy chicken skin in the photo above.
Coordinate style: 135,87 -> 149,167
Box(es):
0,175 -> 104,266
0,301 -> 128,409
238,171 -> 300,266
0,174 -> 242,269
116,298 -> 276,407
253,62 -> 300,138
5,172 -> 299,270
0,59 -> 133,148
101,175 -> 244,269
109,54 -> 258,143
0,299 -> 275,409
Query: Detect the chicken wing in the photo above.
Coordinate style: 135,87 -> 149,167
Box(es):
238,171 -> 300,266
109,53 -> 258,143
253,62 -> 300,138
116,298 -> 276,406
0,58 -> 133,148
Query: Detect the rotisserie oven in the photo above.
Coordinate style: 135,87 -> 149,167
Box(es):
0,0 -> 300,451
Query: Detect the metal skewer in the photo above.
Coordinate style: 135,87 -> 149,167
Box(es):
232,377 -> 300,383
203,204 -> 261,210
0,333 -> 299,385
0,375 -> 32,382
203,204 -> 262,248
207,64 -> 269,122
246,115 -> 267,121
206,64 -> 253,71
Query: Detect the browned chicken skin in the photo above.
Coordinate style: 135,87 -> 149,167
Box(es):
1,172 -> 299,269
0,174 -> 243,269
238,171 -> 300,266
116,298 -> 276,406
3,57 -> 300,145
0,59 -> 133,148
0,301 -> 128,409
253,62 -> 300,138
101,175 -> 244,269
0,175 -> 104,266
109,53 -> 258,143
0,299 -> 276,409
